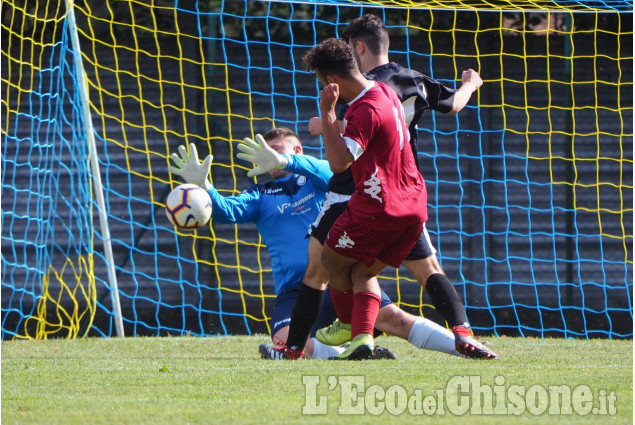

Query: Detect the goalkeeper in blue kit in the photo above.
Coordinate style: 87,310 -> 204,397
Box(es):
169,127 -> 462,359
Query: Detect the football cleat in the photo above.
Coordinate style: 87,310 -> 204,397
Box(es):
328,333 -> 374,360
453,325 -> 499,359
258,343 -> 304,360
370,345 -> 396,360
315,319 -> 351,346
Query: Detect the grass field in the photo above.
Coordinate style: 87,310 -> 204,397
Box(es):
1,335 -> 632,424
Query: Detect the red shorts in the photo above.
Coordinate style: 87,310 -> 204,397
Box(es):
325,209 -> 423,268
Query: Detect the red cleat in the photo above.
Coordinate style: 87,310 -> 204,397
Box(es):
453,325 -> 499,359
258,343 -> 304,360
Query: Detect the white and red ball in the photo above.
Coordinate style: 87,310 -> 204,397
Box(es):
165,184 -> 212,229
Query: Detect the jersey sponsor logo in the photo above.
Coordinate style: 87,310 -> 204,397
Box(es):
277,192 -> 316,214
335,231 -> 355,249
363,168 -> 383,203
297,175 -> 306,186
264,187 -> 283,194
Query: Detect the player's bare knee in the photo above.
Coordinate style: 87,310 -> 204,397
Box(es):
376,305 -> 414,338
323,260 -> 352,291
303,259 -> 328,290
404,256 -> 443,285
321,247 -> 354,291
272,327 -> 289,344
378,305 -> 413,328
377,315 -> 410,331
351,267 -> 375,285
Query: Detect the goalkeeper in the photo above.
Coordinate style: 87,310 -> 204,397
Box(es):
169,127 -> 461,359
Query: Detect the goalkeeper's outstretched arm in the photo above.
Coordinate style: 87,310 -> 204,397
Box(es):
236,133 -> 332,191
280,154 -> 331,192
168,143 -> 213,191
168,143 -> 258,224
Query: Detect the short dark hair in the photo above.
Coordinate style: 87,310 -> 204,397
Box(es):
343,14 -> 389,56
302,38 -> 358,78
262,127 -> 300,143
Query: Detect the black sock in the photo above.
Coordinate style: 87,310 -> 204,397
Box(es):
425,273 -> 469,327
286,282 -> 326,350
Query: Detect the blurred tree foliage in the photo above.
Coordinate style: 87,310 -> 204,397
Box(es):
2,0 -> 632,44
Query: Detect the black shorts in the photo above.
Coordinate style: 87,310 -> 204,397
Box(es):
271,284 -> 393,337
308,192 -> 350,244
403,225 -> 437,261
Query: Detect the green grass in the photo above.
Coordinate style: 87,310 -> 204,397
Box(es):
2,335 -> 632,424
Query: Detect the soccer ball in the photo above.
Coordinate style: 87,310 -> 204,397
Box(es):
165,184 -> 212,229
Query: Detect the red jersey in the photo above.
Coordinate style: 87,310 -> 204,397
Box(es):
342,81 -> 428,230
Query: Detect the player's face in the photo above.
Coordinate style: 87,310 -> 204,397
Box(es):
267,136 -> 299,155
349,39 -> 362,69
267,136 -> 300,179
316,71 -> 346,105
316,71 -> 328,88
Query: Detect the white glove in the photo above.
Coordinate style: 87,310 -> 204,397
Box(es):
168,143 -> 213,191
236,134 -> 288,178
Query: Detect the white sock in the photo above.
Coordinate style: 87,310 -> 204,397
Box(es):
309,338 -> 345,359
408,317 -> 461,357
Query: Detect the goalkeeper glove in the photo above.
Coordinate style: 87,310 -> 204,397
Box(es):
236,134 -> 288,178
168,143 -> 213,191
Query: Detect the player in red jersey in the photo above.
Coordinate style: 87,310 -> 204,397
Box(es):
260,17 -> 497,361
312,14 -> 498,360
303,38 -> 428,359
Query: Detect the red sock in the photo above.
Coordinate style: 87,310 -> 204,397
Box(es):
351,291 -> 381,339
329,287 -> 354,324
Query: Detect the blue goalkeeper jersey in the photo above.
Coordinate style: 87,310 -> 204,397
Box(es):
208,154 -> 332,295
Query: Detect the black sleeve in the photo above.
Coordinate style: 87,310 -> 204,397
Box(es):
366,63 -> 456,114
421,74 -> 456,114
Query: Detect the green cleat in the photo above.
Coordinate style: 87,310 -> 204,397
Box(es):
316,319 -> 352,346
328,333 -> 374,360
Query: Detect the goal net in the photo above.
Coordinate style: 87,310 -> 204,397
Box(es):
1,0 -> 632,339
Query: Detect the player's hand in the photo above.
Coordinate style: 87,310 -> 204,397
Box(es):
461,69 -> 483,91
308,117 -> 323,136
319,83 -> 339,114
168,143 -> 213,191
236,133 -> 288,178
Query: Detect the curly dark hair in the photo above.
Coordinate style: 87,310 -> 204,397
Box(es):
342,14 -> 389,56
302,38 -> 358,78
